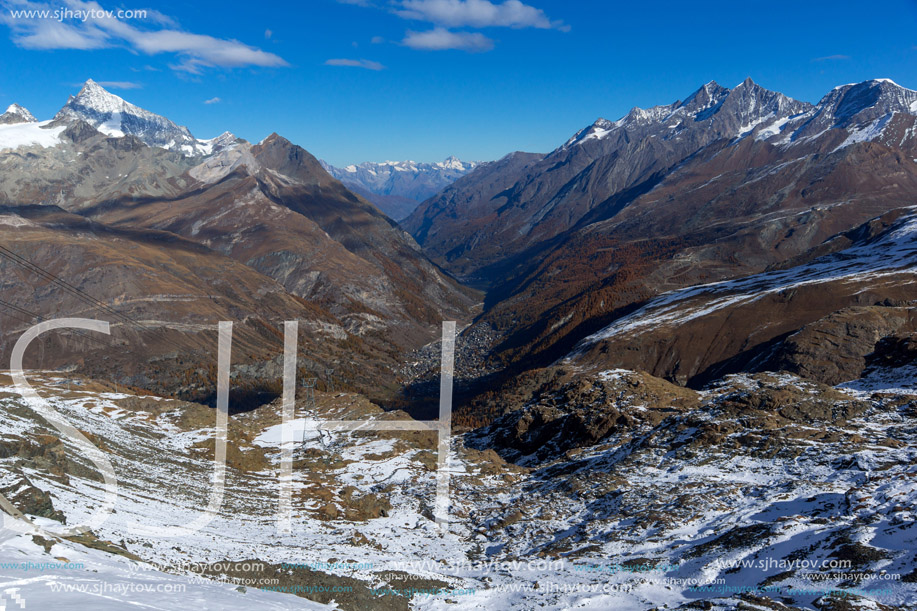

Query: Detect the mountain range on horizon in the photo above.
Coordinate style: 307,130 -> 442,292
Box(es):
321,157 -> 480,221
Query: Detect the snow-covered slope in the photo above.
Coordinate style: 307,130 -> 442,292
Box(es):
569,208 -> 917,351
0,120 -> 66,151
0,103 -> 65,151
0,517 -> 332,610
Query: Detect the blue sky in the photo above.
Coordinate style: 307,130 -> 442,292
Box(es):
1,0 -> 916,166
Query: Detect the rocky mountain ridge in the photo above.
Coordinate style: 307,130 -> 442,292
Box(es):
405,78 -> 917,283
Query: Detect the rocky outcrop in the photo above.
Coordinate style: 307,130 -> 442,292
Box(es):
467,368 -> 699,463
763,304 -> 917,384
0,471 -> 65,523
469,369 -> 872,467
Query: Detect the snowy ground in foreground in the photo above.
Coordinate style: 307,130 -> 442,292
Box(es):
1,370 -> 916,610
0,517 -> 332,610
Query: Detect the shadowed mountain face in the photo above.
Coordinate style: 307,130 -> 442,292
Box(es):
0,204 -> 352,402
403,78 -> 814,283
403,78 -> 917,391
405,78 -> 917,282
563,210 -> 917,387
0,81 -> 478,402
94,133 -> 477,348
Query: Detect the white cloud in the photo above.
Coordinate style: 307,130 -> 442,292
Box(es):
123,29 -> 288,73
95,80 -> 141,89
324,58 -> 385,70
396,0 -> 564,30
346,0 -> 565,54
264,29 -> 272,39
402,27 -> 492,51
203,96 -> 221,104
2,7 -> 109,50
813,54 -> 851,62
370,35 -> 385,44
0,0 -> 289,72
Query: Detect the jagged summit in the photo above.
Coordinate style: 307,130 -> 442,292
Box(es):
778,78 -> 917,144
0,103 -> 37,125
678,79 -> 730,112
563,78 -> 811,150
53,79 -> 230,156
559,76 -> 917,152
68,79 -> 135,115
736,76 -> 755,87
818,78 -> 917,122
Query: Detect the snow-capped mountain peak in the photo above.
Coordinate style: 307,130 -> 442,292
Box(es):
678,79 -> 730,113
777,78 -> 917,146
824,78 -> 917,121
0,103 -> 37,125
198,131 -> 240,154
562,118 -> 617,148
67,78 -> 136,116
437,155 -> 471,170
53,79 -> 221,156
